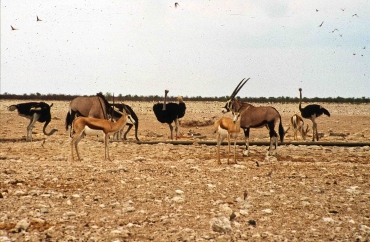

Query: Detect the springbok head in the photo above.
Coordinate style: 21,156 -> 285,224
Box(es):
232,110 -> 241,124
302,124 -> 310,140
221,78 -> 250,113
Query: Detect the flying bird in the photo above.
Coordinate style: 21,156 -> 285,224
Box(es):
363,46 -> 366,49
331,28 -> 339,33
316,9 -> 319,12
318,21 -> 324,27
341,8 -> 345,11
37,15 -> 42,21
352,14 -> 358,17
10,25 -> 17,30
175,2 -> 179,8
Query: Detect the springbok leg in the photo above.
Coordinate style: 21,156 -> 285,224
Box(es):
105,134 -> 111,161
227,133 -> 231,164
233,136 -> 237,164
216,133 -> 223,164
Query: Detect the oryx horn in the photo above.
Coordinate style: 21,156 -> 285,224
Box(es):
231,78 -> 250,98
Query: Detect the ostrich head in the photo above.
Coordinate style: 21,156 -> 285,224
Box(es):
177,96 -> 184,103
299,88 -> 303,99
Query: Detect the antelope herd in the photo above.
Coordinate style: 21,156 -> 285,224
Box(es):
7,78 -> 331,163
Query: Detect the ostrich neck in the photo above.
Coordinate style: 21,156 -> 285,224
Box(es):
163,92 -> 167,111
299,91 -> 303,111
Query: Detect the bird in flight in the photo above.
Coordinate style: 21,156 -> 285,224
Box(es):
318,21 -> 324,27
316,9 -> 319,12
331,28 -> 339,33
37,15 -> 42,21
341,8 -> 345,11
10,25 -> 17,30
175,2 -> 179,8
352,14 -> 358,17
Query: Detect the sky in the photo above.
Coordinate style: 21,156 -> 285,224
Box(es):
1,0 -> 369,98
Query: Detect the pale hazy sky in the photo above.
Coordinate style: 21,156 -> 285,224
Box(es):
1,0 -> 369,98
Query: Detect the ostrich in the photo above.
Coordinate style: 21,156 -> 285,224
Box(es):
299,88 -> 330,141
153,90 -> 186,140
8,102 -> 58,141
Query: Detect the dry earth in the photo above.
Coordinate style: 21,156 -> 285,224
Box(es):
0,99 -> 369,241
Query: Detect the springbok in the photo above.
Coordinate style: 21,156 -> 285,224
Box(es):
65,92 -> 113,137
71,107 -> 134,161
290,114 -> 309,140
222,78 -> 285,156
214,112 -> 242,165
8,102 -> 58,141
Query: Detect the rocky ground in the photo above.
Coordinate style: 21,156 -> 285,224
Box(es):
0,99 -> 369,241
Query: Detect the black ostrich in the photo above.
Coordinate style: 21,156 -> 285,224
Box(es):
299,88 -> 330,141
153,90 -> 186,140
8,102 -> 58,141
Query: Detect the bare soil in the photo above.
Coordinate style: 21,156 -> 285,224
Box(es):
0,100 -> 369,241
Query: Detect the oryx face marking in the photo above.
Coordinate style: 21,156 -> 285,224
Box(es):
221,100 -> 232,113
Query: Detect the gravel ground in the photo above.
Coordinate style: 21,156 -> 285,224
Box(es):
0,100 -> 369,241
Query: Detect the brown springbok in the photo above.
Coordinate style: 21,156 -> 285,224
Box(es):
214,111 -> 242,165
222,78 -> 285,156
71,107 -> 134,161
290,114 -> 309,140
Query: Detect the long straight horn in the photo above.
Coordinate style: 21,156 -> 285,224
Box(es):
231,78 -> 250,98
230,78 -> 245,98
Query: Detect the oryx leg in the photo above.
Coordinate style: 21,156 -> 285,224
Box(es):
69,110 -> 78,138
268,129 -> 278,156
123,123 -> 133,140
243,128 -> 250,156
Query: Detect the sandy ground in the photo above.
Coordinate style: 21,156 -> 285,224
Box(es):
0,99 -> 369,241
